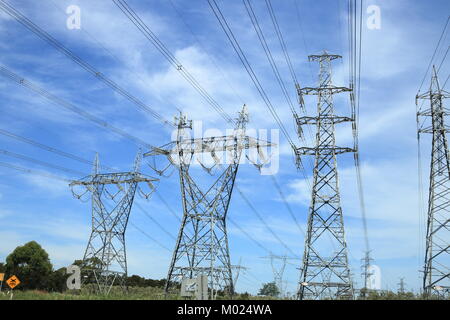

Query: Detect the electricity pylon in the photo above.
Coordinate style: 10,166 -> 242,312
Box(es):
261,254 -> 299,298
360,250 -> 374,298
417,66 -> 450,297
261,255 -> 287,297
70,151 -> 157,294
296,51 -> 354,300
146,105 -> 272,299
397,277 -> 406,294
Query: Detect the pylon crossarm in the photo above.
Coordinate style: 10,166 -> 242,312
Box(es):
416,90 -> 450,101
299,86 -> 351,95
296,146 -> 355,155
295,115 -> 353,126
308,53 -> 342,61
145,136 -> 273,157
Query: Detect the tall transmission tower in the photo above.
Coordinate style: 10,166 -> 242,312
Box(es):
296,51 -> 354,300
360,250 -> 374,298
417,66 -> 450,297
261,255 -> 287,298
70,151 -> 157,294
231,258 -> 248,289
145,106 -> 273,299
261,254 -> 299,298
397,277 -> 406,294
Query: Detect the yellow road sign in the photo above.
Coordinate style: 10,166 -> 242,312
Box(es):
0,273 -> 4,281
6,275 -> 20,289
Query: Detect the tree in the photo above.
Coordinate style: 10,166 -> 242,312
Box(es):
46,267 -> 68,292
5,241 -> 53,290
258,282 -> 280,297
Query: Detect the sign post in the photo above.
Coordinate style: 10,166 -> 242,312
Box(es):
6,275 -> 20,300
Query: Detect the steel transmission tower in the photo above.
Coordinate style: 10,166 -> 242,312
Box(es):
261,255 -> 287,298
70,151 -> 157,294
296,52 -> 354,300
397,277 -> 406,294
417,66 -> 450,297
360,250 -> 374,298
146,106 -> 272,299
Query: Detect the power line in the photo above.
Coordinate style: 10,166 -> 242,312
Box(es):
112,0 -> 234,124
0,160 -> 73,182
243,0 -> 296,116
0,66 -> 154,150
243,0 -> 314,190
293,0 -> 314,81
166,0 -> 246,106
134,201 -> 176,241
265,0 -> 299,88
236,186 -> 299,258
270,175 -> 305,236
228,215 -> 272,255
0,0 -> 173,128
0,128 -> 114,171
0,149 -> 86,177
128,221 -> 172,252
208,0 -> 296,149
47,0 -> 187,116
417,15 -> 450,94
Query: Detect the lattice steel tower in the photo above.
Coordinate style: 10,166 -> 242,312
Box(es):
70,152 -> 157,294
146,106 -> 272,299
296,52 -> 354,300
417,66 -> 450,297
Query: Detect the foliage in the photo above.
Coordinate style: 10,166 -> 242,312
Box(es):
126,274 -> 166,288
258,282 -> 280,297
5,241 -> 53,290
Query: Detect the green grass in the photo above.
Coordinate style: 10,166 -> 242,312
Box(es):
0,286 -> 176,300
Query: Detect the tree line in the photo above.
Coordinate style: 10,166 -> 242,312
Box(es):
0,241 -> 166,292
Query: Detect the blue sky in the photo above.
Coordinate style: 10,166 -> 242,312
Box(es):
0,0 -> 449,295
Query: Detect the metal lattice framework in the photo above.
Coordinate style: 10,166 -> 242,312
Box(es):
145,106 -> 272,299
296,52 -> 354,300
70,152 -> 157,294
417,66 -> 450,297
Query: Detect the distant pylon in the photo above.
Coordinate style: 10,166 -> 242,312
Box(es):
416,66 -> 450,297
360,250 -> 373,298
70,151 -> 157,294
296,51 -> 354,300
397,277 -> 406,294
145,106 -> 273,300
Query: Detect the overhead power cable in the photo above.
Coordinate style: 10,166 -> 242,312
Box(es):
265,0 -> 299,88
0,149 -> 86,177
208,0 -> 296,149
0,0 -> 173,128
0,128 -> 115,172
112,0 -> 234,124
0,66 -> 154,150
417,15 -> 450,94
236,187 -> 299,258
129,221 -> 172,251
243,0 -> 313,192
134,202 -> 176,241
228,216 -> 272,255
0,161 -> 73,182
